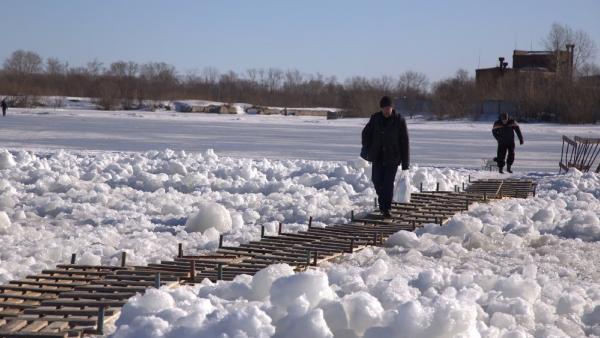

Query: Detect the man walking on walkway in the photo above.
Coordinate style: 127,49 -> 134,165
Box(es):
492,112 -> 524,173
361,96 -> 410,218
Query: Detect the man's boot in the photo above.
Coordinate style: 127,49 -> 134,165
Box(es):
499,167 -> 504,174
507,165 -> 513,174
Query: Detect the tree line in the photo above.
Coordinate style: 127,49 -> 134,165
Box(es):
0,50 -> 430,117
0,23 -> 598,122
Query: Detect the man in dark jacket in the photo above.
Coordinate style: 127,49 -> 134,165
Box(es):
492,112 -> 523,173
361,96 -> 410,218
1,99 -> 7,117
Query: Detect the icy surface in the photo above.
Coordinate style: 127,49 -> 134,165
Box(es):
2,108 -> 600,171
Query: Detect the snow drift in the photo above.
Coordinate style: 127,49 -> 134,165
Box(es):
0,148 -> 470,284
111,169 -> 600,337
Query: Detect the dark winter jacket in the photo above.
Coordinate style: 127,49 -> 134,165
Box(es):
492,118 -> 523,145
361,110 -> 410,169
0,100 -> 6,110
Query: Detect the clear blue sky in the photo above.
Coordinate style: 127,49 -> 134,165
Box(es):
1,0 -> 598,81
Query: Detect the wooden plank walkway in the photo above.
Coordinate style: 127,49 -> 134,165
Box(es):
0,179 -> 536,337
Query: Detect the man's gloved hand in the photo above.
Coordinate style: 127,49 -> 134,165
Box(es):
520,140 -> 524,145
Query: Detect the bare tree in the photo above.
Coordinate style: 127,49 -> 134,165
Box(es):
397,71 -> 429,95
284,69 -> 303,89
108,61 -> 139,78
139,62 -> 177,103
542,22 -> 598,76
3,50 -> 43,74
201,67 -> 219,84
266,68 -> 283,93
579,63 -> 600,77
370,75 -> 395,92
431,69 -> 475,118
86,59 -> 104,77
246,68 -> 259,83
46,57 -> 68,75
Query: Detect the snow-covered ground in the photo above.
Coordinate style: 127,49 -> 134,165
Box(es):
110,170 -> 600,338
0,147 -> 473,283
0,108 -> 599,337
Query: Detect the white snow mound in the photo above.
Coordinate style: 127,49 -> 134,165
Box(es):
0,150 -> 16,169
185,202 -> 232,233
0,212 -> 11,234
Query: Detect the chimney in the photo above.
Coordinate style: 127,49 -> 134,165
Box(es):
499,57 -> 505,68
566,44 -> 575,77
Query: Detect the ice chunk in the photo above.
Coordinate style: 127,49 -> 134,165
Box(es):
251,264 -> 295,301
583,305 -> 600,326
116,289 -> 176,326
563,212 -> 600,241
532,208 -> 554,223
167,161 -> 188,175
412,269 -> 444,292
493,276 -> 540,303
270,270 -> 336,311
185,202 -> 232,233
340,291 -> 384,334
191,304 -> 275,338
321,300 -> 349,333
556,293 -> 586,316
78,252 -> 101,265
386,230 -> 420,248
0,150 -> 16,169
0,211 -> 10,234
274,308 -> 333,338
112,316 -> 170,338
490,312 -> 516,329
425,214 -> 483,238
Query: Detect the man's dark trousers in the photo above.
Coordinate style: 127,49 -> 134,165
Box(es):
496,143 -> 515,169
372,162 -> 398,212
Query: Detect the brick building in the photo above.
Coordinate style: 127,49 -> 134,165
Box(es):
474,46 -> 575,118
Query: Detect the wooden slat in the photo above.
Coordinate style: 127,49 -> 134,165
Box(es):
20,320 -> 49,332
40,321 -> 69,332
41,299 -> 126,307
0,286 -> 72,294
0,319 -> 28,332
0,294 -> 56,302
0,333 -> 68,338
58,292 -> 135,300
24,307 -> 115,317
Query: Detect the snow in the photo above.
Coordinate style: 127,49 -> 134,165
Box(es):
0,211 -> 10,234
109,169 -> 600,338
0,107 -> 599,337
0,149 -> 16,169
270,270 -> 336,313
0,147 -> 470,284
184,202 -> 232,233
251,264 -> 295,300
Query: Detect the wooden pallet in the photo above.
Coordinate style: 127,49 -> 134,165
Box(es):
0,179 -> 536,337
465,179 -> 536,198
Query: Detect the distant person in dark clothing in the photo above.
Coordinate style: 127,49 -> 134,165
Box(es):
492,112 -> 524,173
1,99 -> 7,117
361,96 -> 410,218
